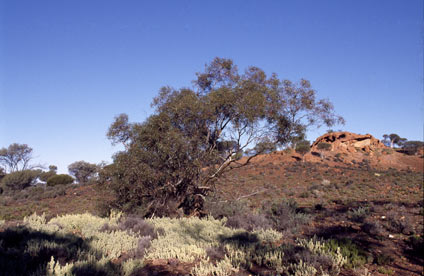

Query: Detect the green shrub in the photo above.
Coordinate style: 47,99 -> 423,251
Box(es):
46,174 -> 74,186
0,170 -> 40,191
295,140 -> 311,162
39,170 -> 56,182
324,238 -> 370,268
263,198 -> 310,232
317,142 -> 331,151
348,207 -> 369,223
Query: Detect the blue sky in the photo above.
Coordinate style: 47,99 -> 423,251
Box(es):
1,0 -> 423,173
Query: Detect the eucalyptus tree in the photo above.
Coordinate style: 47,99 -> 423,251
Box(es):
0,143 -> 34,173
105,58 -> 344,216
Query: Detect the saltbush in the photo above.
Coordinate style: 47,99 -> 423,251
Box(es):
2,212 -> 353,276
348,206 -> 369,223
46,174 -> 74,186
386,209 -> 414,235
263,198 -> 310,232
324,238 -> 370,269
361,220 -> 385,239
226,212 -> 272,231
204,197 -> 250,219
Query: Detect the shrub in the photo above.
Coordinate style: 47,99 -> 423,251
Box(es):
39,170 -> 56,182
204,197 -> 250,219
361,220 -> 385,238
118,216 -> 160,238
406,235 -> 424,258
375,253 -> 394,265
0,170 -> 40,191
225,212 -> 272,231
46,174 -> 74,186
295,140 -> 311,162
386,209 -> 414,235
42,185 -> 68,198
263,199 -> 310,232
324,238 -> 370,269
317,142 -> 332,159
348,207 -> 369,223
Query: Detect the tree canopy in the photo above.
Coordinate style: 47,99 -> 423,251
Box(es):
105,57 -> 344,216
0,144 -> 34,173
382,134 -> 407,148
68,161 -> 98,184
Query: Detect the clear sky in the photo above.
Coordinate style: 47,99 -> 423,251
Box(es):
1,0 -> 423,173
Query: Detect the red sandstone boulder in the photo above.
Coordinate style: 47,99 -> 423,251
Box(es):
311,131 -> 387,154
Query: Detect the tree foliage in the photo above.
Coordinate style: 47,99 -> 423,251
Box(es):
247,137 -> 277,156
401,141 -> 424,155
47,174 -> 74,186
272,79 -> 345,147
39,165 -> 58,182
0,170 -> 41,191
295,140 -> 311,162
0,167 -> 5,182
316,142 -> 331,160
105,58 -> 344,216
68,161 -> 98,184
383,134 -> 407,148
0,144 -> 34,173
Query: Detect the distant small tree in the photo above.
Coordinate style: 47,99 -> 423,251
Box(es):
383,134 -> 407,148
68,161 -> 98,184
0,143 -> 34,173
295,140 -> 311,162
316,142 -> 331,160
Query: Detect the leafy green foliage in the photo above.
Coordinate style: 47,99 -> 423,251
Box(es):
38,165 -> 58,182
105,58 -> 343,216
295,140 -> 311,162
68,161 -> 98,184
0,170 -> 40,191
248,137 -> 277,155
382,133 -> 407,148
46,174 -> 74,186
348,206 -> 369,223
324,238 -> 370,269
317,142 -> 331,159
0,143 -> 34,173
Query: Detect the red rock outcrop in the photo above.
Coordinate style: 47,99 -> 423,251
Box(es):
311,131 -> 387,153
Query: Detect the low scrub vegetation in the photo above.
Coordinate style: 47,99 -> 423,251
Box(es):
0,212 -> 351,275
